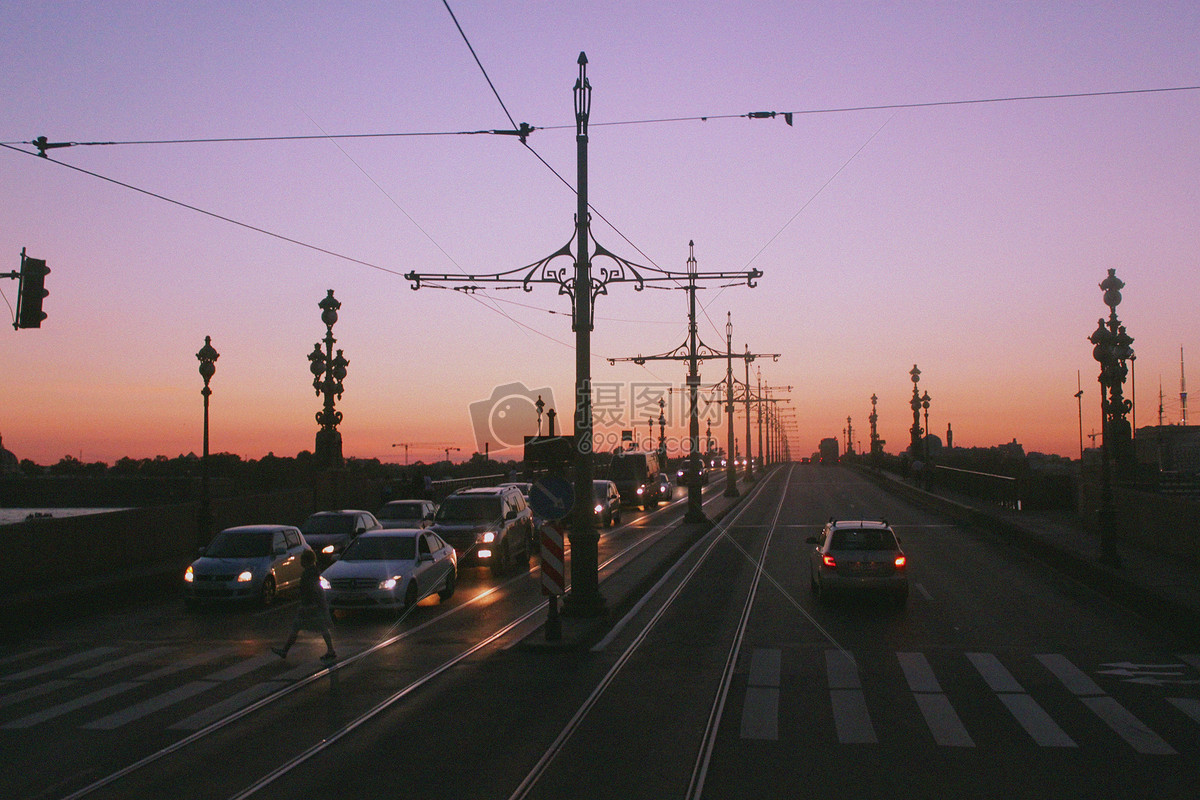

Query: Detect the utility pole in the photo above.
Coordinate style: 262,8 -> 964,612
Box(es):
609,242 -> 760,522
404,56 -> 761,615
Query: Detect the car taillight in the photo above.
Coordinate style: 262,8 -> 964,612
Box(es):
894,554 -> 907,568
822,554 -> 837,568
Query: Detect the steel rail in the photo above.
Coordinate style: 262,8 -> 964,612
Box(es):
56,484 -> 721,800
506,468 -> 784,800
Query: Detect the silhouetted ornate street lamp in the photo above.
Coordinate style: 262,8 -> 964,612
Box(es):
1089,268 -> 1134,566
196,336 -> 219,542
909,365 -> 923,455
921,390 -> 931,465
658,396 -> 667,460
308,290 -> 349,468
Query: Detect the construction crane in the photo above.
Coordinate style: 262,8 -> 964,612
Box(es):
390,442 -> 456,466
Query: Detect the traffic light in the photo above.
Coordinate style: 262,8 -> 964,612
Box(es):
15,251 -> 49,329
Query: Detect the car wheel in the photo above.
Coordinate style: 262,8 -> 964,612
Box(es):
492,542 -> 509,576
404,580 -> 420,608
614,509 -> 621,525
438,568 -> 456,601
260,576 -> 276,607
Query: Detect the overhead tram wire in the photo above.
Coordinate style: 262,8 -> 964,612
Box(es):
0,141 -> 405,279
13,82 -> 1198,154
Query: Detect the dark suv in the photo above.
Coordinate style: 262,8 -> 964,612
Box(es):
431,486 -> 533,575
299,510 -> 382,566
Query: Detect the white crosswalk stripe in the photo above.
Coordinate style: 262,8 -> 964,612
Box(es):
732,649 -> 1198,754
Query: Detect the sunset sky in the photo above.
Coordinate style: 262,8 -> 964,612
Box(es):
2,2 -> 1198,466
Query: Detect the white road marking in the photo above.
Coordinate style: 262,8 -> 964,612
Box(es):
83,680 -> 219,730
169,681 -> 289,731
3,682 -> 140,729
1038,653 -> 1176,755
1,647 -> 119,681
898,652 -> 974,747
967,652 -> 1076,747
70,647 -> 178,679
826,650 -> 876,743
741,648 -> 782,740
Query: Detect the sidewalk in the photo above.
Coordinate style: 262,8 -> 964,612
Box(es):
519,484 -> 749,651
862,468 -> 1200,641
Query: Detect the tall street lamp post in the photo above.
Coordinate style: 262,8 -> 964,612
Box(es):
921,390 -> 931,465
909,365 -> 923,456
308,289 -> 349,469
1089,268 -> 1134,567
723,314 -> 739,498
196,336 -> 219,545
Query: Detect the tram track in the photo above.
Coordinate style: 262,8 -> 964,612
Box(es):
506,466 -> 789,800
57,486 -> 729,800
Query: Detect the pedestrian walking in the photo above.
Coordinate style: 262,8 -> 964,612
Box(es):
272,548 -> 337,663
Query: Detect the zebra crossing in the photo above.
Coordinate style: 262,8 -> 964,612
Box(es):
739,647 -> 1200,754
0,642 -> 330,732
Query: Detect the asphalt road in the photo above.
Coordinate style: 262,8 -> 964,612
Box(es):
3,466 -> 1198,800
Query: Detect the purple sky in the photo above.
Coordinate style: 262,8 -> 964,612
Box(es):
2,1 -> 1198,465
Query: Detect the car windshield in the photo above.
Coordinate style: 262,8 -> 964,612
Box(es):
341,536 -> 416,561
830,529 -> 896,550
435,497 -> 502,522
206,530 -> 272,558
379,504 -> 422,520
301,515 -> 354,535
610,458 -> 646,479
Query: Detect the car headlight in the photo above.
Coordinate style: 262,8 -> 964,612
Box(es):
319,576 -> 331,590
237,571 -> 253,583
636,486 -> 644,495
184,566 -> 194,583
594,503 -> 604,514
479,531 -> 496,544
322,544 -> 336,554
379,578 -> 397,590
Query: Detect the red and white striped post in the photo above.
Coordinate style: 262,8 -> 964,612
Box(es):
540,521 -> 565,640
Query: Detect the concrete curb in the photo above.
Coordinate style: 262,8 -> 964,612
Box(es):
518,485 -> 751,652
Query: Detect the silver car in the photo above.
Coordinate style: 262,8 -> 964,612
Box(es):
184,525 -> 307,607
321,529 -> 457,612
808,519 -> 908,606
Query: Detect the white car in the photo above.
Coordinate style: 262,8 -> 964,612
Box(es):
184,525 -> 307,607
321,529 -> 457,612
807,519 -> 909,606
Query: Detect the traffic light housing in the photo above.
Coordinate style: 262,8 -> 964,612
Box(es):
15,252 -> 49,329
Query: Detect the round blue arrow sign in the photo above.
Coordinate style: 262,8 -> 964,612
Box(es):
529,476 -> 575,521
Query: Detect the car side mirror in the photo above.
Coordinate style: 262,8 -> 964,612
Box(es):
420,553 -> 434,562
505,509 -> 517,520
274,545 -> 287,556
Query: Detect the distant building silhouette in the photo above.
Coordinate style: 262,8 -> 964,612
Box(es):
1136,424 -> 1200,474
0,434 -> 18,475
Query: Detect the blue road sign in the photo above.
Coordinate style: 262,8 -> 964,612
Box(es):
529,476 -> 574,521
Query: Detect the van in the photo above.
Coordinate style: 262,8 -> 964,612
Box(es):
609,450 -> 664,509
